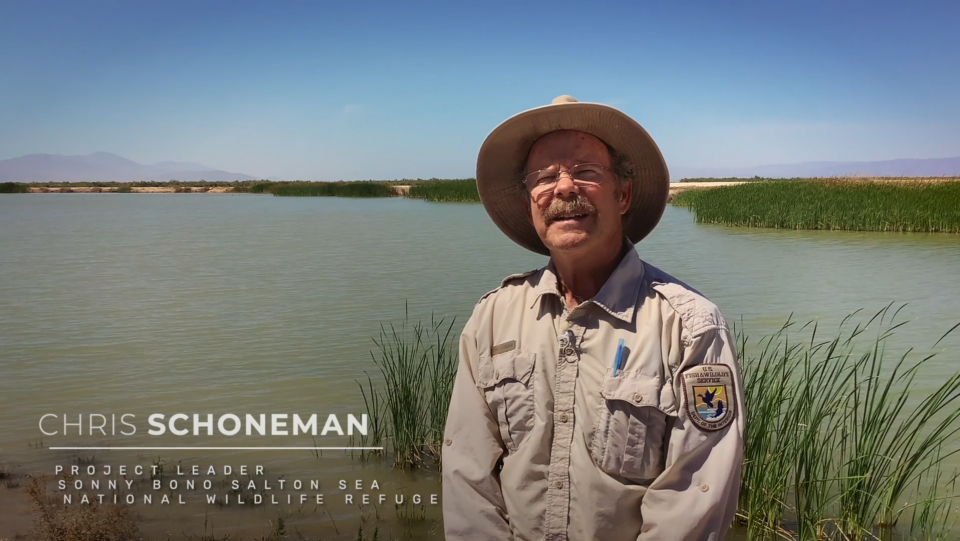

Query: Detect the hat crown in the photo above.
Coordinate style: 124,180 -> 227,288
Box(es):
551,95 -> 579,105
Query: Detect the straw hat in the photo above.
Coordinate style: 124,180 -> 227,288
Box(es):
476,95 -> 670,255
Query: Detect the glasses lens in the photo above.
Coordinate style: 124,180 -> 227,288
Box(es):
526,169 -> 556,190
571,164 -> 605,183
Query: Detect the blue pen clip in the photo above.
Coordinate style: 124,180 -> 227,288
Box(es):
613,338 -> 626,377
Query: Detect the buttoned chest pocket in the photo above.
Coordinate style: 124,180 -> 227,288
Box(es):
476,350 -> 537,452
589,373 -> 673,483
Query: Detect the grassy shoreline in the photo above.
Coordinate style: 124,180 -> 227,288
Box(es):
672,179 -> 960,233
7,177 -> 960,234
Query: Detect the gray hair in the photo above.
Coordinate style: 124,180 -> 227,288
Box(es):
605,143 -> 635,197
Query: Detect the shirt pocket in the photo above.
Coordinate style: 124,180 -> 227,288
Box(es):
476,349 -> 537,452
589,372 -> 674,483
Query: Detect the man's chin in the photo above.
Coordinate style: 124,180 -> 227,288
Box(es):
542,230 -> 593,254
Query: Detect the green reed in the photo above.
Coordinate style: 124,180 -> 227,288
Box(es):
672,180 -> 960,232
0,182 -> 31,193
904,453 -> 960,540
737,305 -> 960,540
407,179 -> 480,202
356,305 -> 458,469
271,181 -> 397,198
246,181 -> 275,194
350,304 -> 960,538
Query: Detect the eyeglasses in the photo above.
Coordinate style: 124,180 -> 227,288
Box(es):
523,163 -> 613,197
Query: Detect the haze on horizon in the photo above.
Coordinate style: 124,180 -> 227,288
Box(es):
1,0 -> 958,181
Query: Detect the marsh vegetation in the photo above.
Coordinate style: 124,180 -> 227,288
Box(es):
672,179 -> 960,232
351,307 -> 458,470
407,179 -> 480,202
354,305 -> 960,540
0,182 -> 31,193
271,181 -> 397,198
736,305 -> 960,540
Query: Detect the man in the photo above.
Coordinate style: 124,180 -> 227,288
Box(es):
441,96 -> 745,541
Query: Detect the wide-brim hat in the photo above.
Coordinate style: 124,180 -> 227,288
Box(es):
476,95 -> 670,255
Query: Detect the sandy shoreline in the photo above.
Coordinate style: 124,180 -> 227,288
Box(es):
26,186 -> 236,193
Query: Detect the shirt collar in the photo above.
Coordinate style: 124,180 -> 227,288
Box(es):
530,241 -> 645,324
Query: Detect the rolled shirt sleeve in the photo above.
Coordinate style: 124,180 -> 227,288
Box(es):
638,324 -> 745,541
441,315 -> 513,540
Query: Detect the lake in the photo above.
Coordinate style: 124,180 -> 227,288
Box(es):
0,193 -> 958,539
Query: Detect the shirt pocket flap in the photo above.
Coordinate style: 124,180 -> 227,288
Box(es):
476,350 -> 536,388
599,373 -> 677,416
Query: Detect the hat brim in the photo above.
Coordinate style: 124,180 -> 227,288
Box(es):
476,101 -> 670,256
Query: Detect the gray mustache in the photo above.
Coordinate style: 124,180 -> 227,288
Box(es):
542,197 -> 597,223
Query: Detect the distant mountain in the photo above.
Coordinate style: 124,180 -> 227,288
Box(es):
671,157 -> 960,181
0,152 -> 257,182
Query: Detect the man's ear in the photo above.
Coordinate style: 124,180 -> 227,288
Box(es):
618,182 -> 633,214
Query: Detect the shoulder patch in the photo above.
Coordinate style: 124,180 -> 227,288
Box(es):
477,269 -> 540,304
682,364 -> 736,432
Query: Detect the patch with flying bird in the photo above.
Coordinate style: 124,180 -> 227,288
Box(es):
681,364 -> 736,431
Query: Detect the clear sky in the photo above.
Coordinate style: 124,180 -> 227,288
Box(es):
2,1 -> 958,180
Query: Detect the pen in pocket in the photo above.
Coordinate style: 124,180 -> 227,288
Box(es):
613,338 -> 626,377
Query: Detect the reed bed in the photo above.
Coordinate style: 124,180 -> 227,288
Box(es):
351,306 -> 458,470
269,181 -> 396,198
736,304 -> 960,540
0,182 -> 31,193
672,179 -> 960,232
407,179 -> 480,202
355,305 -> 960,539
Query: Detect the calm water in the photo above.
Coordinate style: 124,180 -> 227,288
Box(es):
0,193 -> 958,539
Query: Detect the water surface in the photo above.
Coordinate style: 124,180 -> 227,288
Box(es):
0,194 -> 957,538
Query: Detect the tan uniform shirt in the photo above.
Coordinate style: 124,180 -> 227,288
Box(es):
442,245 -> 745,541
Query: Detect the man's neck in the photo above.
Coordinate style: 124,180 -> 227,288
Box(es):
551,238 -> 629,309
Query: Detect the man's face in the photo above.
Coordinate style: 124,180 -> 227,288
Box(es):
525,130 -> 631,256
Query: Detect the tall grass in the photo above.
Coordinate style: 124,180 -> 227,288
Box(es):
353,305 -> 960,538
738,305 -> 960,540
0,182 -> 31,193
271,181 -> 397,198
353,306 -> 458,469
672,179 -> 960,232
247,181 -> 275,194
407,179 -> 480,202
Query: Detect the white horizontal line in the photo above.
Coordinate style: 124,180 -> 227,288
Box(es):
48,447 -> 383,451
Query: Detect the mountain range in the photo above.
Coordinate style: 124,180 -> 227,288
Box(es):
1,152 -> 958,183
0,152 -> 257,183
670,157 -> 960,180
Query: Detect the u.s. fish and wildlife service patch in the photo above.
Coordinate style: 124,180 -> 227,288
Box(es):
682,364 -> 736,431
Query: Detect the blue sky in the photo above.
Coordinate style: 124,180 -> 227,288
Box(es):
1,1 -> 958,180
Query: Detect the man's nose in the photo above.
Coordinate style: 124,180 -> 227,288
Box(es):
553,171 -> 579,198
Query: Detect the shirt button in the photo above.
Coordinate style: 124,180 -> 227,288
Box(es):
700,484 -> 709,492
445,439 -> 452,446
634,393 -> 643,403
555,481 -> 563,489
559,413 -> 568,423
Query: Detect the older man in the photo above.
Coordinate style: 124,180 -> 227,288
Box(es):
441,96 -> 745,541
